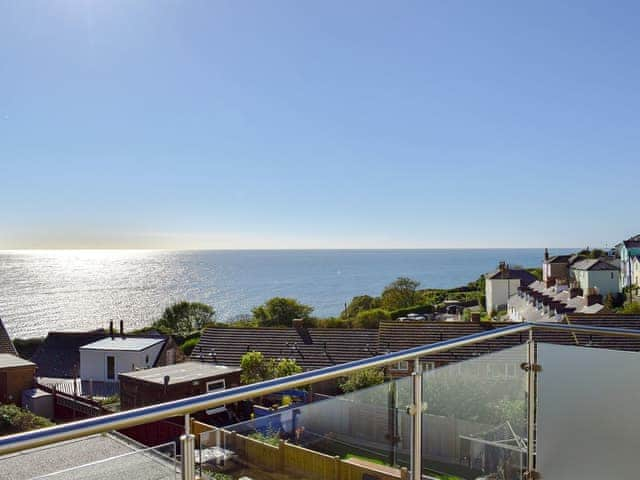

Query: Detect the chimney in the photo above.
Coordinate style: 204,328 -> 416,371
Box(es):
499,261 -> 507,273
544,248 -> 549,261
109,321 -> 114,338
470,312 -> 481,322
120,320 -> 125,338
292,318 -> 304,329
586,293 -> 603,307
569,287 -> 583,298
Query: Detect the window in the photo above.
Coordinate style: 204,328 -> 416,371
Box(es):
390,361 -> 409,371
423,362 -> 436,372
106,356 -> 115,380
205,379 -> 226,415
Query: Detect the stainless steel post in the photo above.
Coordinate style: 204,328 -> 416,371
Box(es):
181,432 -> 196,480
526,336 -> 537,477
411,357 -> 422,480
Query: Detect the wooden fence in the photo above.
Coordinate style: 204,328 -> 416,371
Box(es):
197,424 -> 408,480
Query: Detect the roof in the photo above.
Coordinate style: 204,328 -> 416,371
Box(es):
545,255 -> 572,264
31,330 -> 107,378
623,235 -> 640,249
0,316 -> 17,355
0,433 -> 176,480
571,258 -> 619,271
192,326 -> 379,371
0,353 -> 35,369
485,268 -> 537,286
378,316 -> 640,364
80,336 -> 164,352
120,361 -> 241,385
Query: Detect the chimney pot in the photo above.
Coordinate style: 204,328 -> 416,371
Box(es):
109,321 -> 114,338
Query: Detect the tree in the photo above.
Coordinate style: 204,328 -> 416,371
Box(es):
380,277 -> 421,310
339,368 -> 385,393
240,351 -> 274,384
342,295 -> 380,319
252,297 -> 313,327
354,308 -> 390,329
153,301 -> 215,335
240,351 -> 303,384
274,358 -> 303,378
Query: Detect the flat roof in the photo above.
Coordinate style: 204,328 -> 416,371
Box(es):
120,361 -> 241,385
80,336 -> 164,352
0,433 -> 178,480
0,353 -> 35,369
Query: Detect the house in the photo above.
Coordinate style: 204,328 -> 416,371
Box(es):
378,315 -> 640,374
0,316 -> 18,356
570,258 -> 620,296
119,361 -> 241,411
31,330 -> 107,379
618,235 -> 640,291
191,320 -> 379,393
631,256 -> 640,292
32,323 -> 182,395
0,354 -> 36,406
485,262 -> 537,314
79,336 -> 165,383
542,249 -> 584,285
508,280 -> 604,323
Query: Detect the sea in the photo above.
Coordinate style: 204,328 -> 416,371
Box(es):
0,249 -> 572,339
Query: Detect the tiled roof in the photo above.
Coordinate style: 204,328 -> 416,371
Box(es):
378,317 -> 640,364
486,268 -> 537,286
31,330 -> 107,378
192,326 -> 379,370
571,258 -> 619,271
545,255 -> 572,264
0,317 -> 18,356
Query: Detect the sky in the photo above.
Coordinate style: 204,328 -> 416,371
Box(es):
1,1 -> 639,250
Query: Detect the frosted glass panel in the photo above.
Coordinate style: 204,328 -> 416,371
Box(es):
421,344 -> 528,480
538,343 -> 640,480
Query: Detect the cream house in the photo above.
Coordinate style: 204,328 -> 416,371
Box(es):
570,258 -> 620,297
485,263 -> 537,314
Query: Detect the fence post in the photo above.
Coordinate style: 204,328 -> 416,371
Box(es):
180,432 -> 196,480
333,455 -> 341,480
400,466 -> 409,480
279,439 -> 286,472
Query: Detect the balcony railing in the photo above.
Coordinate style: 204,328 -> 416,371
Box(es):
2,321 -> 640,480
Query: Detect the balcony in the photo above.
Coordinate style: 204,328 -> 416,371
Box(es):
1,322 -> 639,480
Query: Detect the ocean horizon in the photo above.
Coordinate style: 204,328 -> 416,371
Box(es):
0,248 -> 574,339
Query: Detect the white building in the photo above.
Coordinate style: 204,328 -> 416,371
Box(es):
570,259 -> 620,297
80,336 -> 165,383
485,263 -> 537,314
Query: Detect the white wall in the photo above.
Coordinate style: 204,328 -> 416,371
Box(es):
486,278 -> 520,313
572,269 -> 620,296
80,343 -> 164,382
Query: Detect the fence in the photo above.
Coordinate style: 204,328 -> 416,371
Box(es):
198,426 -> 409,480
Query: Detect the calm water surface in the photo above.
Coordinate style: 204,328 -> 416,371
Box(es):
0,249 -> 568,338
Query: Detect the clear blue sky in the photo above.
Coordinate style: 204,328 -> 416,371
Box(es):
1,1 -> 639,249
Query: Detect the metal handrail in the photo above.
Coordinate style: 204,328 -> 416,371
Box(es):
2,321 -> 640,456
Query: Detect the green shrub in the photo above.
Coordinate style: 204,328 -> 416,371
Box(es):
180,337 -> 200,356
353,309 -> 390,329
0,404 -> 53,436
